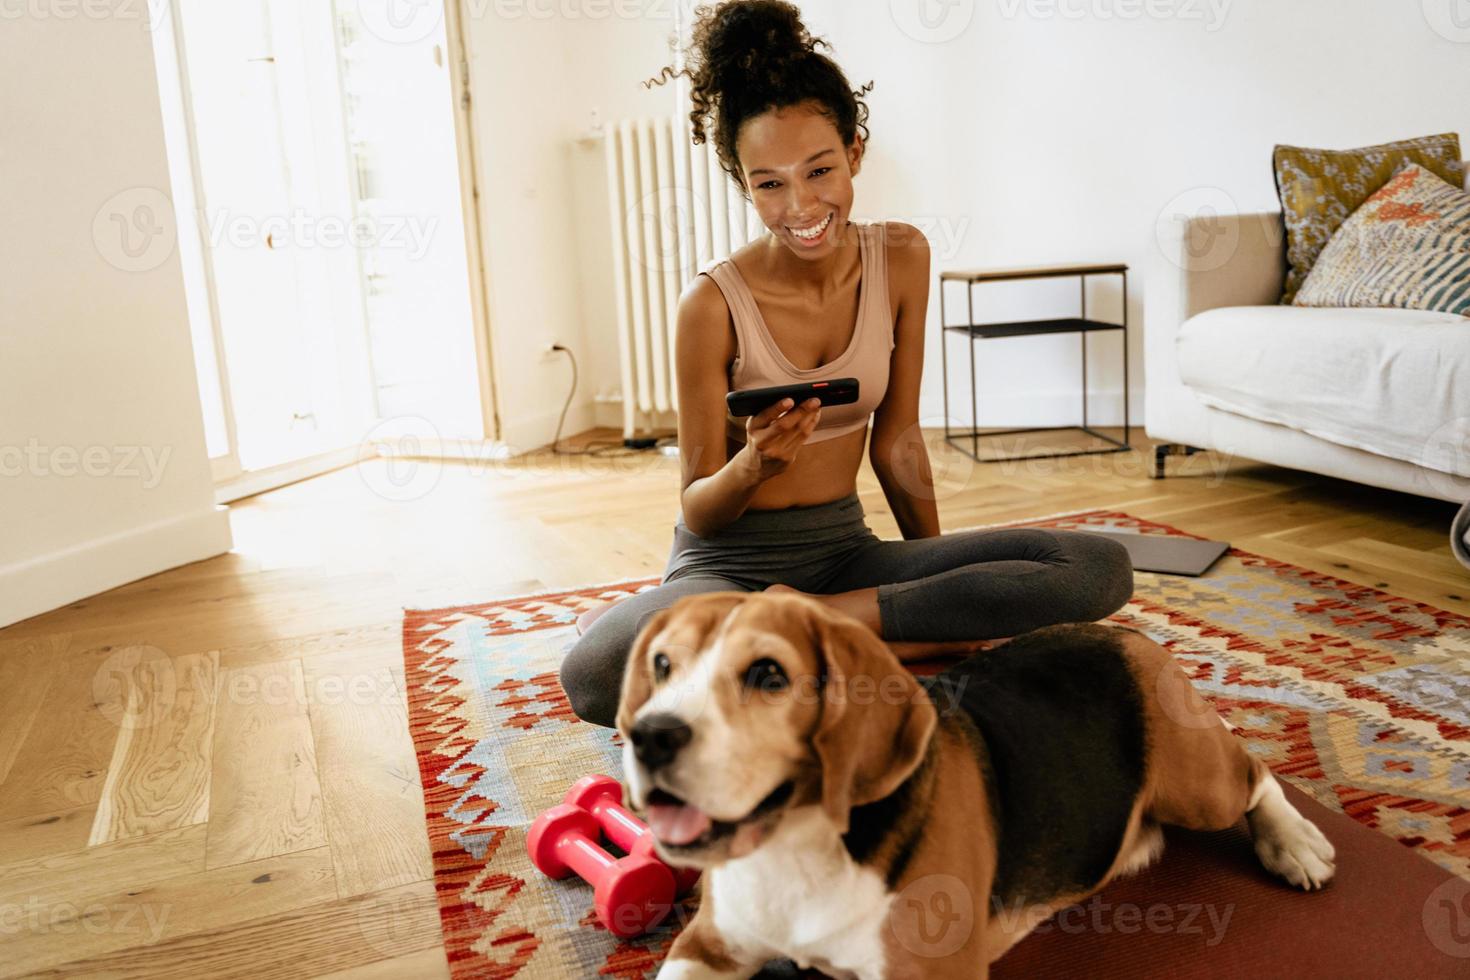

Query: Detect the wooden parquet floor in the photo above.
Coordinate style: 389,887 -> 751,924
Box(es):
0,428 -> 1463,977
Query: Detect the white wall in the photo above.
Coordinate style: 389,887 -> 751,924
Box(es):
464,0 -> 1470,443
460,3 -> 676,450
0,11 -> 231,628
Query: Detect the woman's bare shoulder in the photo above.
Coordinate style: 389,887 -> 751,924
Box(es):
678,273 -> 736,362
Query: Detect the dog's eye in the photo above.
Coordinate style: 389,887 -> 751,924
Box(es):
653,652 -> 671,683
743,657 -> 788,692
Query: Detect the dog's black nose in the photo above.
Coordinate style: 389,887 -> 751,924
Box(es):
630,713 -> 692,770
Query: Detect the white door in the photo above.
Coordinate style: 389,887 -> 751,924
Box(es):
157,0 -> 492,495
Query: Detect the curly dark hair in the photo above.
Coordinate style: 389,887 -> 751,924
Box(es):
645,0 -> 873,198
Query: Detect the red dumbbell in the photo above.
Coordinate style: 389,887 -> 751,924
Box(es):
526,803 -> 674,937
564,774 -> 701,895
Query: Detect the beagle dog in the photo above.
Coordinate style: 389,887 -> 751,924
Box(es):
616,592 -> 1336,980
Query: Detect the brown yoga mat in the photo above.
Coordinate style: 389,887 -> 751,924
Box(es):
755,781 -> 1467,978
992,779 -> 1466,979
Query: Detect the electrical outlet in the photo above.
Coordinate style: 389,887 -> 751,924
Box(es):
542,343 -> 561,359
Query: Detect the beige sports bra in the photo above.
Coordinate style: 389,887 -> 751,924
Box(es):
697,220 -> 896,444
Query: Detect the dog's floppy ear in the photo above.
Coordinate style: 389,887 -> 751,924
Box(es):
615,606 -> 674,734
808,605 -> 937,834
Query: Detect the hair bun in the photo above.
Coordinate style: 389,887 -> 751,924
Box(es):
704,0 -> 814,74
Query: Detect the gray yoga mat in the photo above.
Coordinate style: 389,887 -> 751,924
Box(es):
1076,529 -> 1230,577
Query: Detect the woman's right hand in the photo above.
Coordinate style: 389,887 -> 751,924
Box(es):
740,396 -> 822,482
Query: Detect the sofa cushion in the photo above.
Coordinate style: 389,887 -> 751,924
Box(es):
1176,305 -> 1470,476
1296,164 -> 1470,316
1272,132 -> 1465,304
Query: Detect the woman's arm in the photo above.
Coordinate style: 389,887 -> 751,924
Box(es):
869,222 -> 942,541
675,278 -> 760,537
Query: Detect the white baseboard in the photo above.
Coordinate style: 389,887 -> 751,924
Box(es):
0,505 -> 234,629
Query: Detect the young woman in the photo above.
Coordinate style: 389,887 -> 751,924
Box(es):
561,0 -> 1132,728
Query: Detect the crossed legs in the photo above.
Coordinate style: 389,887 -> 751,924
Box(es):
775,528 -> 1134,659
561,528 -> 1134,727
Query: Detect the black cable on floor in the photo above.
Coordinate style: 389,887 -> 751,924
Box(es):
549,345 -> 673,457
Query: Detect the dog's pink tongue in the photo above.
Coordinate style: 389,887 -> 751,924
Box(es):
646,800 -> 712,846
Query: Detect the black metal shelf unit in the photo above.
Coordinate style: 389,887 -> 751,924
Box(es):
938,262 -> 1131,463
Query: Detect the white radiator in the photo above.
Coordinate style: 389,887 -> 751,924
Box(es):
604,116 -> 762,438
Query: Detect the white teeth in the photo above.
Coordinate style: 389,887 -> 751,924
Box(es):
789,212 -> 832,239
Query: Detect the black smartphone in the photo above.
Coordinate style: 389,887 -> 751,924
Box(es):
725,378 -> 860,418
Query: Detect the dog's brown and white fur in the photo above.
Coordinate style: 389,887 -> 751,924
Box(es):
616,592 -> 1335,979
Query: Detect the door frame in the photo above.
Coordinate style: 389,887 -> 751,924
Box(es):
445,0 -> 502,445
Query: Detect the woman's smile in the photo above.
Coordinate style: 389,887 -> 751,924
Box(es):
787,210 -> 834,247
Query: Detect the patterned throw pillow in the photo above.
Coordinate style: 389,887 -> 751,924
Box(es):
1293,163 -> 1470,316
1272,133 -> 1465,304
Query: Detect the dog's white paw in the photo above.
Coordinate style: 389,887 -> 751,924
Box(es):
1250,804 -> 1336,890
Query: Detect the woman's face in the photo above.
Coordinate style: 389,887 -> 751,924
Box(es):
736,102 -> 863,257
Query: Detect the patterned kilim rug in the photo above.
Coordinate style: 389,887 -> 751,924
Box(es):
401,510 -> 1470,978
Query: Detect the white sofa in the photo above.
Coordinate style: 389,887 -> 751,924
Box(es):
1146,199 -> 1470,508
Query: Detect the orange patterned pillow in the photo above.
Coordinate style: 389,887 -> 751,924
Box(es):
1293,163 -> 1470,316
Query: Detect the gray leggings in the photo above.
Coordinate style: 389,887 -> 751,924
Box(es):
559,492 -> 1133,728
